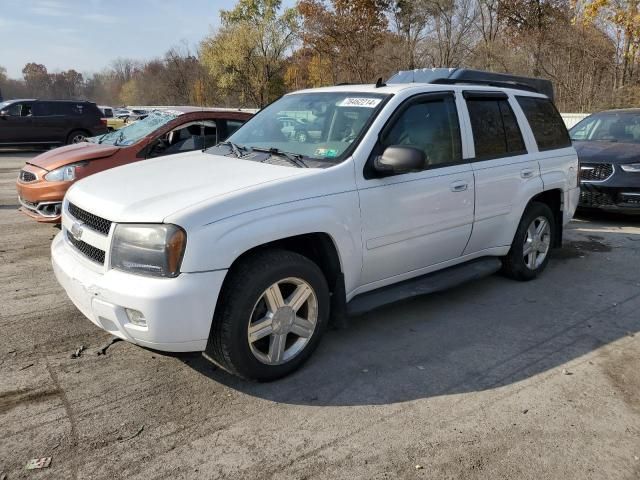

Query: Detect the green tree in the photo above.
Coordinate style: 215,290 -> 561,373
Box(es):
200,0 -> 297,107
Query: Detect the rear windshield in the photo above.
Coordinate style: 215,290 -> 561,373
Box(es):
570,112 -> 640,144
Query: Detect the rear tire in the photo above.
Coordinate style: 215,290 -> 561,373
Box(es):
66,130 -> 88,144
502,202 -> 555,281
206,249 -> 330,381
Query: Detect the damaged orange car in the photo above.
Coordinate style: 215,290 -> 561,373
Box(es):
16,108 -> 252,222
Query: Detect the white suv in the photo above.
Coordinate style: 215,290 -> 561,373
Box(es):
52,70 -> 579,380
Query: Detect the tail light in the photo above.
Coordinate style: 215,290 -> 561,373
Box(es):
101,118 -> 108,126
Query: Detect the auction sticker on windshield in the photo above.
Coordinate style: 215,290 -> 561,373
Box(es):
339,98 -> 382,108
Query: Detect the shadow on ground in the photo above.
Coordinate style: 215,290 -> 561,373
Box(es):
177,216 -> 640,406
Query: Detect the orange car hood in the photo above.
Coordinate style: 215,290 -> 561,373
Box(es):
27,143 -> 120,171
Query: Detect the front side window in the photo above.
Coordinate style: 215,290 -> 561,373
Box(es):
218,91 -> 389,163
569,112 -> 640,144
379,96 -> 462,169
466,96 -> 526,160
2,102 -> 31,116
517,96 -> 571,150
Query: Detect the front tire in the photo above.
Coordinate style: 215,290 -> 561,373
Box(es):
206,249 -> 330,381
502,202 -> 555,281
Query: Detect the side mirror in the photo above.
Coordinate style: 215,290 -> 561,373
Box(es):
373,146 -> 426,176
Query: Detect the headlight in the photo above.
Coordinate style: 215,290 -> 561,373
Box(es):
110,224 -> 187,278
44,164 -> 78,181
620,163 -> 640,172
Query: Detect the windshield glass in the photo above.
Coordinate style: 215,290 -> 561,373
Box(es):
89,110 -> 179,146
220,91 -> 388,162
570,112 -> 640,143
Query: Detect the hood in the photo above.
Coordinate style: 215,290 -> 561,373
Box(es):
66,151 -> 314,223
27,142 -> 120,171
573,141 -> 640,164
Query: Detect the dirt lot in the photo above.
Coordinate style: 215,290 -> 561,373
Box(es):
1,151 -> 639,480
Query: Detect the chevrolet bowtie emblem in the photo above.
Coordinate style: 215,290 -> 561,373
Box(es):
70,221 -> 84,241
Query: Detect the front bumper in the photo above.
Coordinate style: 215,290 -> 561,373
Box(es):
51,231 -> 226,352
579,184 -> 640,214
16,165 -> 67,222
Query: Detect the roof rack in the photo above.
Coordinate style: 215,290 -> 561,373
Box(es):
387,68 -> 554,101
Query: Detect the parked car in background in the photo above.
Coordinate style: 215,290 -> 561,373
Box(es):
114,108 -> 148,121
570,108 -> 640,214
16,108 -> 252,222
50,69 -> 579,381
99,105 -> 127,131
0,99 -> 107,147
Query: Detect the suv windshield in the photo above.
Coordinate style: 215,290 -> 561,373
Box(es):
213,91 -> 388,163
570,112 -> 640,143
89,110 -> 179,146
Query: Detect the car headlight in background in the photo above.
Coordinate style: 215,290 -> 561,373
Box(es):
110,224 -> 187,278
44,162 -> 87,182
620,163 -> 640,172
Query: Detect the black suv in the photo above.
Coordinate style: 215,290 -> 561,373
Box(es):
0,99 -> 108,147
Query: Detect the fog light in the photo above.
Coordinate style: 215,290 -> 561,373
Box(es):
125,308 -> 146,327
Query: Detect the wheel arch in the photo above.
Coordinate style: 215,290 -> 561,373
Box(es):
217,232 -> 348,327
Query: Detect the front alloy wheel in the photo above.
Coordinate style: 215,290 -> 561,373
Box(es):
248,277 -> 318,365
206,249 -> 329,381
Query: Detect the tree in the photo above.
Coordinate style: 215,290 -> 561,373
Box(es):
200,0 -> 297,107
298,0 -> 390,84
22,63 -> 50,97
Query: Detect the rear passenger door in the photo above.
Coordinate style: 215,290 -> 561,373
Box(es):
31,102 -> 67,143
358,92 -> 475,285
462,91 -> 543,254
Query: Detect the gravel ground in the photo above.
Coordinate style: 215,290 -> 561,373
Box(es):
1,151 -> 639,480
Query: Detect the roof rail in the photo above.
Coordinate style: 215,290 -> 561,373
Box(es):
387,68 -> 554,101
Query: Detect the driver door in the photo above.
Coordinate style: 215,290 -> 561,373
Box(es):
357,92 -> 475,285
0,102 -> 34,144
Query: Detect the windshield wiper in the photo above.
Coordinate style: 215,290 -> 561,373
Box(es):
114,130 -> 126,146
218,141 -> 248,158
251,147 -> 308,168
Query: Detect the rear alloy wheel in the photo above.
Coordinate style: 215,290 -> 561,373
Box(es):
206,249 -> 329,381
523,216 -> 551,270
67,130 -> 87,144
502,202 -> 555,281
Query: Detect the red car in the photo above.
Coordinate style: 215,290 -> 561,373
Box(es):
16,108 -> 253,223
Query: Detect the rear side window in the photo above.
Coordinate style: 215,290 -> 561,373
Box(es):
33,102 -> 55,116
466,96 -> 526,160
516,96 -> 571,151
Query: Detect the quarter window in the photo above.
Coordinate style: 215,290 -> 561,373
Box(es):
466,97 -> 526,160
379,96 -> 462,169
517,96 -> 571,150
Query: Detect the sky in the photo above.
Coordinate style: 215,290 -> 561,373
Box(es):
0,0 -> 248,79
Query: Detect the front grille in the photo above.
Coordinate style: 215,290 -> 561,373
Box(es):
19,170 -> 36,182
68,202 -> 112,235
579,190 -> 615,207
66,230 -> 105,264
580,163 -> 614,182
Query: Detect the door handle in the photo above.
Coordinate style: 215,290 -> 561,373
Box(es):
450,181 -> 468,192
521,168 -> 535,179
